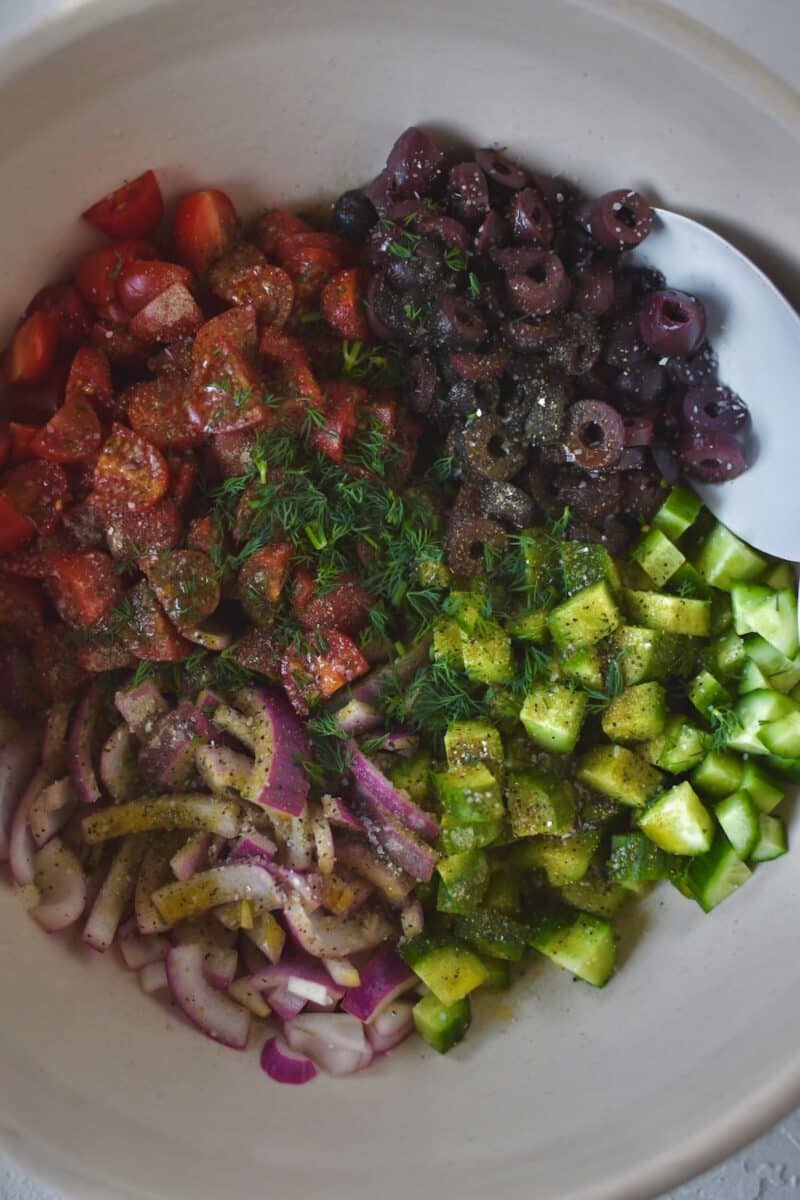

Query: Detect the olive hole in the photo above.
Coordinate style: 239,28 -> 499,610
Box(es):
617,205 -> 637,228
487,434 -> 508,459
580,421 -> 605,448
662,300 -> 689,324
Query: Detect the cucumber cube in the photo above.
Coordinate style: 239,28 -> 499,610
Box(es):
704,631 -> 746,679
441,815 -> 506,855
510,833 -> 600,885
432,617 -> 464,666
401,937 -> 488,1005
743,634 -> 800,692
740,762 -> 784,813
687,671 -> 731,718
761,561 -> 795,589
759,709 -> 800,758
529,911 -> 616,987
646,715 -> 709,773
479,958 -> 512,990
639,781 -> 714,855
667,561 -> 712,599
611,625 -> 689,685
576,744 -> 664,808
691,750 -> 743,798
445,591 -> 484,633
561,645 -> 604,690
560,541 -> 620,597
444,719 -> 504,776
505,768 -> 576,837
520,682 -> 587,753
461,619 -> 515,684
485,867 -> 522,913
390,750 -> 432,805
652,485 -> 702,539
601,681 -> 667,743
560,876 -> 629,919
454,909 -> 530,962
520,527 -> 559,595
730,689 -> 796,755
688,832 -> 751,911
433,764 -> 504,824
413,993 -> 471,1054
751,813 -> 788,862
694,521 -> 768,589
731,585 -> 799,658
626,589 -> 711,637
714,789 -> 760,859
505,608 -> 549,643
608,832 -> 680,882
738,660 -> 772,694
631,527 -> 685,587
437,851 -> 490,911
547,580 -> 621,655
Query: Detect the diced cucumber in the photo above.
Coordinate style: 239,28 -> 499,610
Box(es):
510,832 -> 600,885
714,789 -> 760,859
390,750 -> 432,806
505,768 -> 576,837
547,580 -> 621,655
479,958 -> 512,990
667,562 -> 712,600
688,832 -> 751,911
519,682 -> 587,754
743,635 -> 800,693
730,689 -> 795,755
400,936 -> 489,1004
445,591 -> 484,633
766,754 -> 800,782
626,589 -> 711,637
690,750 -> 743,798
433,764 -> 505,824
687,671 -> 731,719
432,617 -> 464,666
561,645 -> 604,691
441,815 -> 506,855
646,715 -> 709,773
560,875 -> 629,919
704,631 -> 746,679
694,521 -> 768,590
751,813 -> 788,862
608,832 -> 681,882
759,709 -> 800,758
413,993 -> 471,1054
520,527 -> 559,596
638,781 -> 714,855
709,590 -> 734,635
738,659 -> 772,694
601,682 -> 666,743
731,585 -> 799,658
740,762 -> 785,814
631,527 -> 686,587
576,744 -> 664,808
485,867 -> 522,913
437,879 -> 475,915
437,851 -> 490,911
560,541 -> 621,597
454,909 -> 530,962
444,719 -> 504,777
461,619 -> 515,685
761,561 -> 795,589
529,911 -> 616,987
652,484 -> 702,539
484,687 -> 524,734
505,608 -> 549,643
611,625 -> 690,685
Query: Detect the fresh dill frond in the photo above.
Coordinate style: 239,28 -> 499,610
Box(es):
443,246 -> 470,272
708,705 -> 739,751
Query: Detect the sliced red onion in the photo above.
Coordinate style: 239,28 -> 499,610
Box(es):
323,957 -> 361,988
226,831 -> 277,864
82,794 -> 241,844
136,835 -> 185,934
240,933 -> 269,975
244,953 -> 345,1004
331,697 -> 382,736
139,702 -> 216,791
366,1002 -> 414,1054
357,807 -> 439,883
84,835 -> 149,952
99,723 -> 140,802
114,681 -> 169,740
267,985 -> 308,1021
341,942 -> 417,1023
285,1013 -> 374,1077
321,869 -> 373,917
172,913 -> 238,950
375,729 -> 419,754
235,688 -> 310,817
400,899 -> 425,939
202,945 -> 238,990
30,836 -> 87,932
270,808 -> 314,870
348,747 -> 439,839
69,682 -> 102,805
153,860 -> 285,926
333,835 -> 415,906
212,703 -> 257,750
266,864 -> 324,911
229,977 -> 271,1017
261,1034 -> 317,1084
0,711 -> 20,750
140,960 -> 169,993
283,895 -> 395,960
41,701 -> 73,766
29,776 -> 76,849
170,831 -> 212,881
166,942 -> 251,1050
336,637 -> 431,710
245,912 -> 286,965
182,620 -> 233,651
320,793 -> 366,835
195,743 -> 253,794
195,687 -> 225,713
118,919 -> 169,969
0,726 -> 40,863
312,814 -> 335,876
9,763 -> 60,885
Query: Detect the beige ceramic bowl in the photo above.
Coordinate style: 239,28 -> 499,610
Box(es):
1,2 -> 800,1199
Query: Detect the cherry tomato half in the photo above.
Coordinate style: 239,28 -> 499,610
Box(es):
173,188 -> 238,275
82,170 -> 164,240
5,312 -> 60,385
75,239 -> 158,307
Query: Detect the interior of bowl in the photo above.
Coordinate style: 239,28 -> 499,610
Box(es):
1,2 -> 800,1199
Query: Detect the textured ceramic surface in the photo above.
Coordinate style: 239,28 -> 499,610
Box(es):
1,3 -> 800,1200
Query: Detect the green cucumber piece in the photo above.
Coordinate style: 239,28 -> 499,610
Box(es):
730,689 -> 795,755
687,671 -> 731,719
738,659 -> 772,694
601,681 -> 666,743
390,750 -> 432,806
751,813 -> 788,862
444,719 -> 503,777
714,789 -> 760,859
731,585 -> 799,658
761,561 -> 795,589
703,631 -> 747,680
646,715 -> 709,773
454,909 -> 530,962
547,580 -> 621,655
560,541 -> 621,597
520,682 -> 587,754
485,867 -> 522,913
652,485 -> 702,539
611,625 -> 690,685
432,617 -> 464,666
631,527 -> 685,587
433,764 -> 504,824
608,832 -> 682,882
739,762 -> 784,814
625,589 -> 711,637
505,608 -> 549,643
479,958 -> 512,990
413,993 -> 471,1054
576,744 -> 664,808
509,832 -> 600,885
400,936 -> 488,1004
688,832 -> 751,911
638,781 -> 714,855
690,750 -> 743,798
529,910 -> 616,987
758,709 -> 800,758
440,815 -> 506,855
743,635 -> 800,693
667,562 -> 712,599
694,522 -> 768,590
437,851 -> 490,912
461,619 -> 515,685
519,527 -> 559,596
560,875 -> 629,919
561,645 -> 604,690
505,767 -> 576,838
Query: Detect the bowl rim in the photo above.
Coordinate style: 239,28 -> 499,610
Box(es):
0,2 -> 799,1198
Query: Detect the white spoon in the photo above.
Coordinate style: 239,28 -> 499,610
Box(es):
630,209 -> 800,561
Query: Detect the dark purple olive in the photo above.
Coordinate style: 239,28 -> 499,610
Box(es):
413,212 -> 470,252
640,289 -> 707,358
604,314 -> 649,369
614,267 -> 666,311
474,210 -> 509,256
616,447 -> 647,470
386,127 -> 445,197
365,272 -> 416,344
490,245 -> 548,274
475,148 -> 528,192
623,460 -> 669,521
680,385 -> 749,436
572,261 -> 615,317
333,189 -> 379,242
404,353 -> 440,416
446,510 -> 508,575
612,360 -> 666,409
581,189 -> 653,250
479,480 -> 535,530
363,170 -> 400,217
448,347 -> 509,383
622,414 -> 655,447
548,313 -> 601,376
555,223 -> 598,271
508,187 -> 554,247
455,413 -> 528,481
663,340 -> 717,387
553,467 -> 623,522
529,171 -> 571,215
565,399 -> 625,470
431,293 -> 487,349
363,221 -> 403,270
447,162 -> 490,224
506,253 -> 571,317
444,380 -> 482,420
501,315 -> 562,353
679,435 -> 747,483
384,238 -> 444,294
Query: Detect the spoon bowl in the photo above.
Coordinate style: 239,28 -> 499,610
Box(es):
631,209 -> 800,561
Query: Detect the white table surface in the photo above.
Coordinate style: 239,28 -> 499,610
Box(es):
1,1 -> 800,1198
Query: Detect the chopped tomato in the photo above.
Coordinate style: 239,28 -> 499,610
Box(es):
274,359 -> 324,433
211,427 -> 260,479
312,380 -> 363,462
145,549 -> 221,629
228,626 -> 282,679
32,625 -> 87,702
75,239 -> 158,307
1,460 -> 69,535
258,327 -> 306,366
291,565 -> 316,612
116,259 -> 194,315
62,499 -> 106,548
188,310 -> 266,435
47,549 -> 122,627
123,580 -> 192,661
126,376 -> 203,449
295,574 -> 372,637
64,454 -> 101,502
66,345 -> 114,419
281,628 -> 369,714
5,312 -> 60,385
30,394 -> 102,463
173,188 -> 238,275
320,268 -> 370,341
26,283 -> 92,348
167,455 -> 199,508
0,534 -> 71,578
273,232 -> 352,270
209,251 -> 294,329
76,639 -> 135,672
186,514 -> 223,558
194,306 -> 258,363
0,424 -> 11,473
238,543 -> 292,625
0,572 -> 44,639
128,282 -> 204,343
92,423 -> 169,514
255,209 -> 310,258
82,170 -> 164,240
90,320 -> 151,371
105,498 -> 182,560
280,645 -> 317,715
8,424 -> 38,465
147,338 -> 194,379
281,244 -> 343,306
